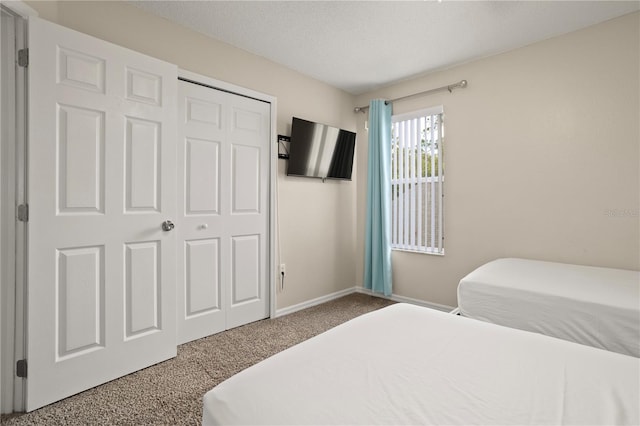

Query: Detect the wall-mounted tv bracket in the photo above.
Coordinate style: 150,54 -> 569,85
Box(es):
277,135 -> 290,159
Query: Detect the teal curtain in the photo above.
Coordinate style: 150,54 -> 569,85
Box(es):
364,100 -> 392,296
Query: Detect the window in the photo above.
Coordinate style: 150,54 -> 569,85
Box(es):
391,106 -> 444,255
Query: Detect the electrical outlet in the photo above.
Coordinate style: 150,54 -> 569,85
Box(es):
279,263 -> 286,275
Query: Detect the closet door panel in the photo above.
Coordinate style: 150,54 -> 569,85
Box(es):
177,81 -> 227,344
177,78 -> 270,343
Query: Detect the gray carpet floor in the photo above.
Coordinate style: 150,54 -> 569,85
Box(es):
2,293 -> 394,425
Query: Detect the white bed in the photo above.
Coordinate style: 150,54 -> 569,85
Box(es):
202,303 -> 639,425
457,258 -> 640,357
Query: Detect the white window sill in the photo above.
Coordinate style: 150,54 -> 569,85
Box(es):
391,248 -> 445,256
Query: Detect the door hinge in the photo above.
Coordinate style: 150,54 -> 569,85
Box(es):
16,359 -> 27,378
18,49 -> 29,67
17,204 -> 28,222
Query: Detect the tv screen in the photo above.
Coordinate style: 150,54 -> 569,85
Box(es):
286,117 -> 356,180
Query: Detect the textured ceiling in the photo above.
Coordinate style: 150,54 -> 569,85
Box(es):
131,1 -> 639,95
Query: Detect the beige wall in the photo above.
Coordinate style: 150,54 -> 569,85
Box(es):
23,2 -> 640,310
26,1 -> 358,310
355,12 -> 640,307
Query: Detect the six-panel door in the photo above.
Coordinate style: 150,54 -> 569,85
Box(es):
177,80 -> 270,344
27,17 -> 177,411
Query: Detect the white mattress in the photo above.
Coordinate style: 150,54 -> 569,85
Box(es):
202,303 -> 639,425
458,258 -> 640,357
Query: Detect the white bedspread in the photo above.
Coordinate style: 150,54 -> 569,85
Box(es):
202,303 -> 639,425
458,258 -> 640,357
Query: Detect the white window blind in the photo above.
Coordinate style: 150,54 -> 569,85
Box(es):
391,106 -> 444,255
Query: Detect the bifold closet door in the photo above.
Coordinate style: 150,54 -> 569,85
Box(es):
27,17 -> 177,411
177,79 -> 270,344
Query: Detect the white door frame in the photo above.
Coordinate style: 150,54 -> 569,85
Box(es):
0,0 -> 37,414
178,69 -> 277,321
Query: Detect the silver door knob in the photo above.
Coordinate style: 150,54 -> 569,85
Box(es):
161,220 -> 175,232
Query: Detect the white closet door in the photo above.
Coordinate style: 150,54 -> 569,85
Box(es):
27,17 -> 177,411
225,93 -> 270,330
176,81 -> 226,343
177,79 -> 270,344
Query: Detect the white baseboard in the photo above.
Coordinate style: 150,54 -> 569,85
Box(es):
354,287 -> 454,312
274,288 -> 354,318
274,286 -> 455,318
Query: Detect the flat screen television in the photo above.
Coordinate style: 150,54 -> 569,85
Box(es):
286,117 -> 356,180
